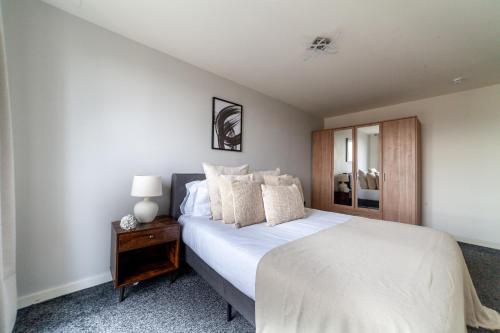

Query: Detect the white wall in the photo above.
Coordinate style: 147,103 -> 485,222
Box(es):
333,130 -> 352,174
368,135 -> 379,170
325,84 -> 500,249
3,0 -> 322,303
356,132 -> 369,172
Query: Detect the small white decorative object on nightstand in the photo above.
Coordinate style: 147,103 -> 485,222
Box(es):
120,214 -> 138,230
131,175 -> 163,223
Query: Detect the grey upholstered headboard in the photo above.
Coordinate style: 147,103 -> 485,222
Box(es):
169,173 -> 206,219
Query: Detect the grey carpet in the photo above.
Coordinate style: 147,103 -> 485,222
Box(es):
14,242 -> 499,333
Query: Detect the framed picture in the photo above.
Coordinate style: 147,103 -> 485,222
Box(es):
212,97 -> 243,152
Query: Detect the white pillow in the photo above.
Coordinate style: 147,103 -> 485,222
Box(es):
366,172 -> 378,190
357,170 -> 368,189
202,163 -> 249,220
251,168 -> 280,183
180,180 -> 211,217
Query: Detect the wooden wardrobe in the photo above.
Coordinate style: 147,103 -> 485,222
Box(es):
312,116 -> 421,225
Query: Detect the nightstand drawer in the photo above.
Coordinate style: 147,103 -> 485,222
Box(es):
118,227 -> 179,252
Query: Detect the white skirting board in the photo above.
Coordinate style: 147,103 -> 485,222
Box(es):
16,237 -> 499,309
455,236 -> 500,250
17,272 -> 112,309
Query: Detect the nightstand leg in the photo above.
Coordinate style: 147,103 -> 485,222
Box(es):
169,271 -> 179,286
226,303 -> 233,322
118,287 -> 125,302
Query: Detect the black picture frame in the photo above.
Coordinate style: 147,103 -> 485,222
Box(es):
211,97 -> 243,152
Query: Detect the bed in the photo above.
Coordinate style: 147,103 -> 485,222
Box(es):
356,188 -> 380,208
170,173 -> 257,324
169,173 -> 500,332
169,174 -> 348,324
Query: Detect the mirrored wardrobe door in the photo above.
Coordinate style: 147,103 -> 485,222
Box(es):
332,128 -> 354,207
355,124 -> 381,210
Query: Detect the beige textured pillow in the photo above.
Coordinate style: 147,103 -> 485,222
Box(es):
218,174 -> 253,224
366,172 -> 377,190
263,174 -> 304,201
357,170 -> 368,189
251,168 -> 280,184
261,184 -> 305,226
368,168 -> 380,188
232,181 -> 266,228
202,163 -> 249,220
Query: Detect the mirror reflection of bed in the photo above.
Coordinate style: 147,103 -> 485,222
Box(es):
356,125 -> 380,209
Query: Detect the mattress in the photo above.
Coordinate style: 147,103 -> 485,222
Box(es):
178,208 -> 351,299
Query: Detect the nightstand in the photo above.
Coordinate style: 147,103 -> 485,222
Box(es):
110,215 -> 180,302
334,191 -> 352,206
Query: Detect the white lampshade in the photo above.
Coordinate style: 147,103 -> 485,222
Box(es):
337,173 -> 349,183
131,176 -> 163,197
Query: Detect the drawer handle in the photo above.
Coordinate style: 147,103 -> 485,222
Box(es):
148,234 -> 155,239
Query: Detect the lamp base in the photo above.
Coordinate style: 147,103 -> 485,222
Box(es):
134,198 -> 159,223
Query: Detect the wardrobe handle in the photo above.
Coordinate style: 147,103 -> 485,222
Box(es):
383,173 -> 386,182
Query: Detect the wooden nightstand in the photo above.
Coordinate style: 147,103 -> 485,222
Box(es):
110,215 -> 180,302
334,191 -> 352,206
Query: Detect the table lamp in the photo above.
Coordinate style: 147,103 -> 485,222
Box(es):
338,173 -> 349,183
337,173 -> 350,193
131,175 -> 163,223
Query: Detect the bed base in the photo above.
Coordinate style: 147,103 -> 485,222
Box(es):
184,245 -> 256,326
170,173 -> 256,326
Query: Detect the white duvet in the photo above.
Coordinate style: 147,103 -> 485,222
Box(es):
179,208 -> 351,299
180,209 -> 500,332
255,216 -> 500,332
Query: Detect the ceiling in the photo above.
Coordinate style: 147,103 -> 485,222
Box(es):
42,0 -> 500,117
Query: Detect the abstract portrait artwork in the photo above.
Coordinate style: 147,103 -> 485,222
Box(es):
212,97 -> 242,152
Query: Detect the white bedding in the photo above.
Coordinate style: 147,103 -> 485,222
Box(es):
357,188 -> 380,200
256,217 -> 500,332
178,208 -> 351,299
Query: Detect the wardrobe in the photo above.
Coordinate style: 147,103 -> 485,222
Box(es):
312,116 -> 421,225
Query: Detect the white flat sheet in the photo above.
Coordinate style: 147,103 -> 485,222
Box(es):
357,188 -> 380,200
178,208 -> 351,299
